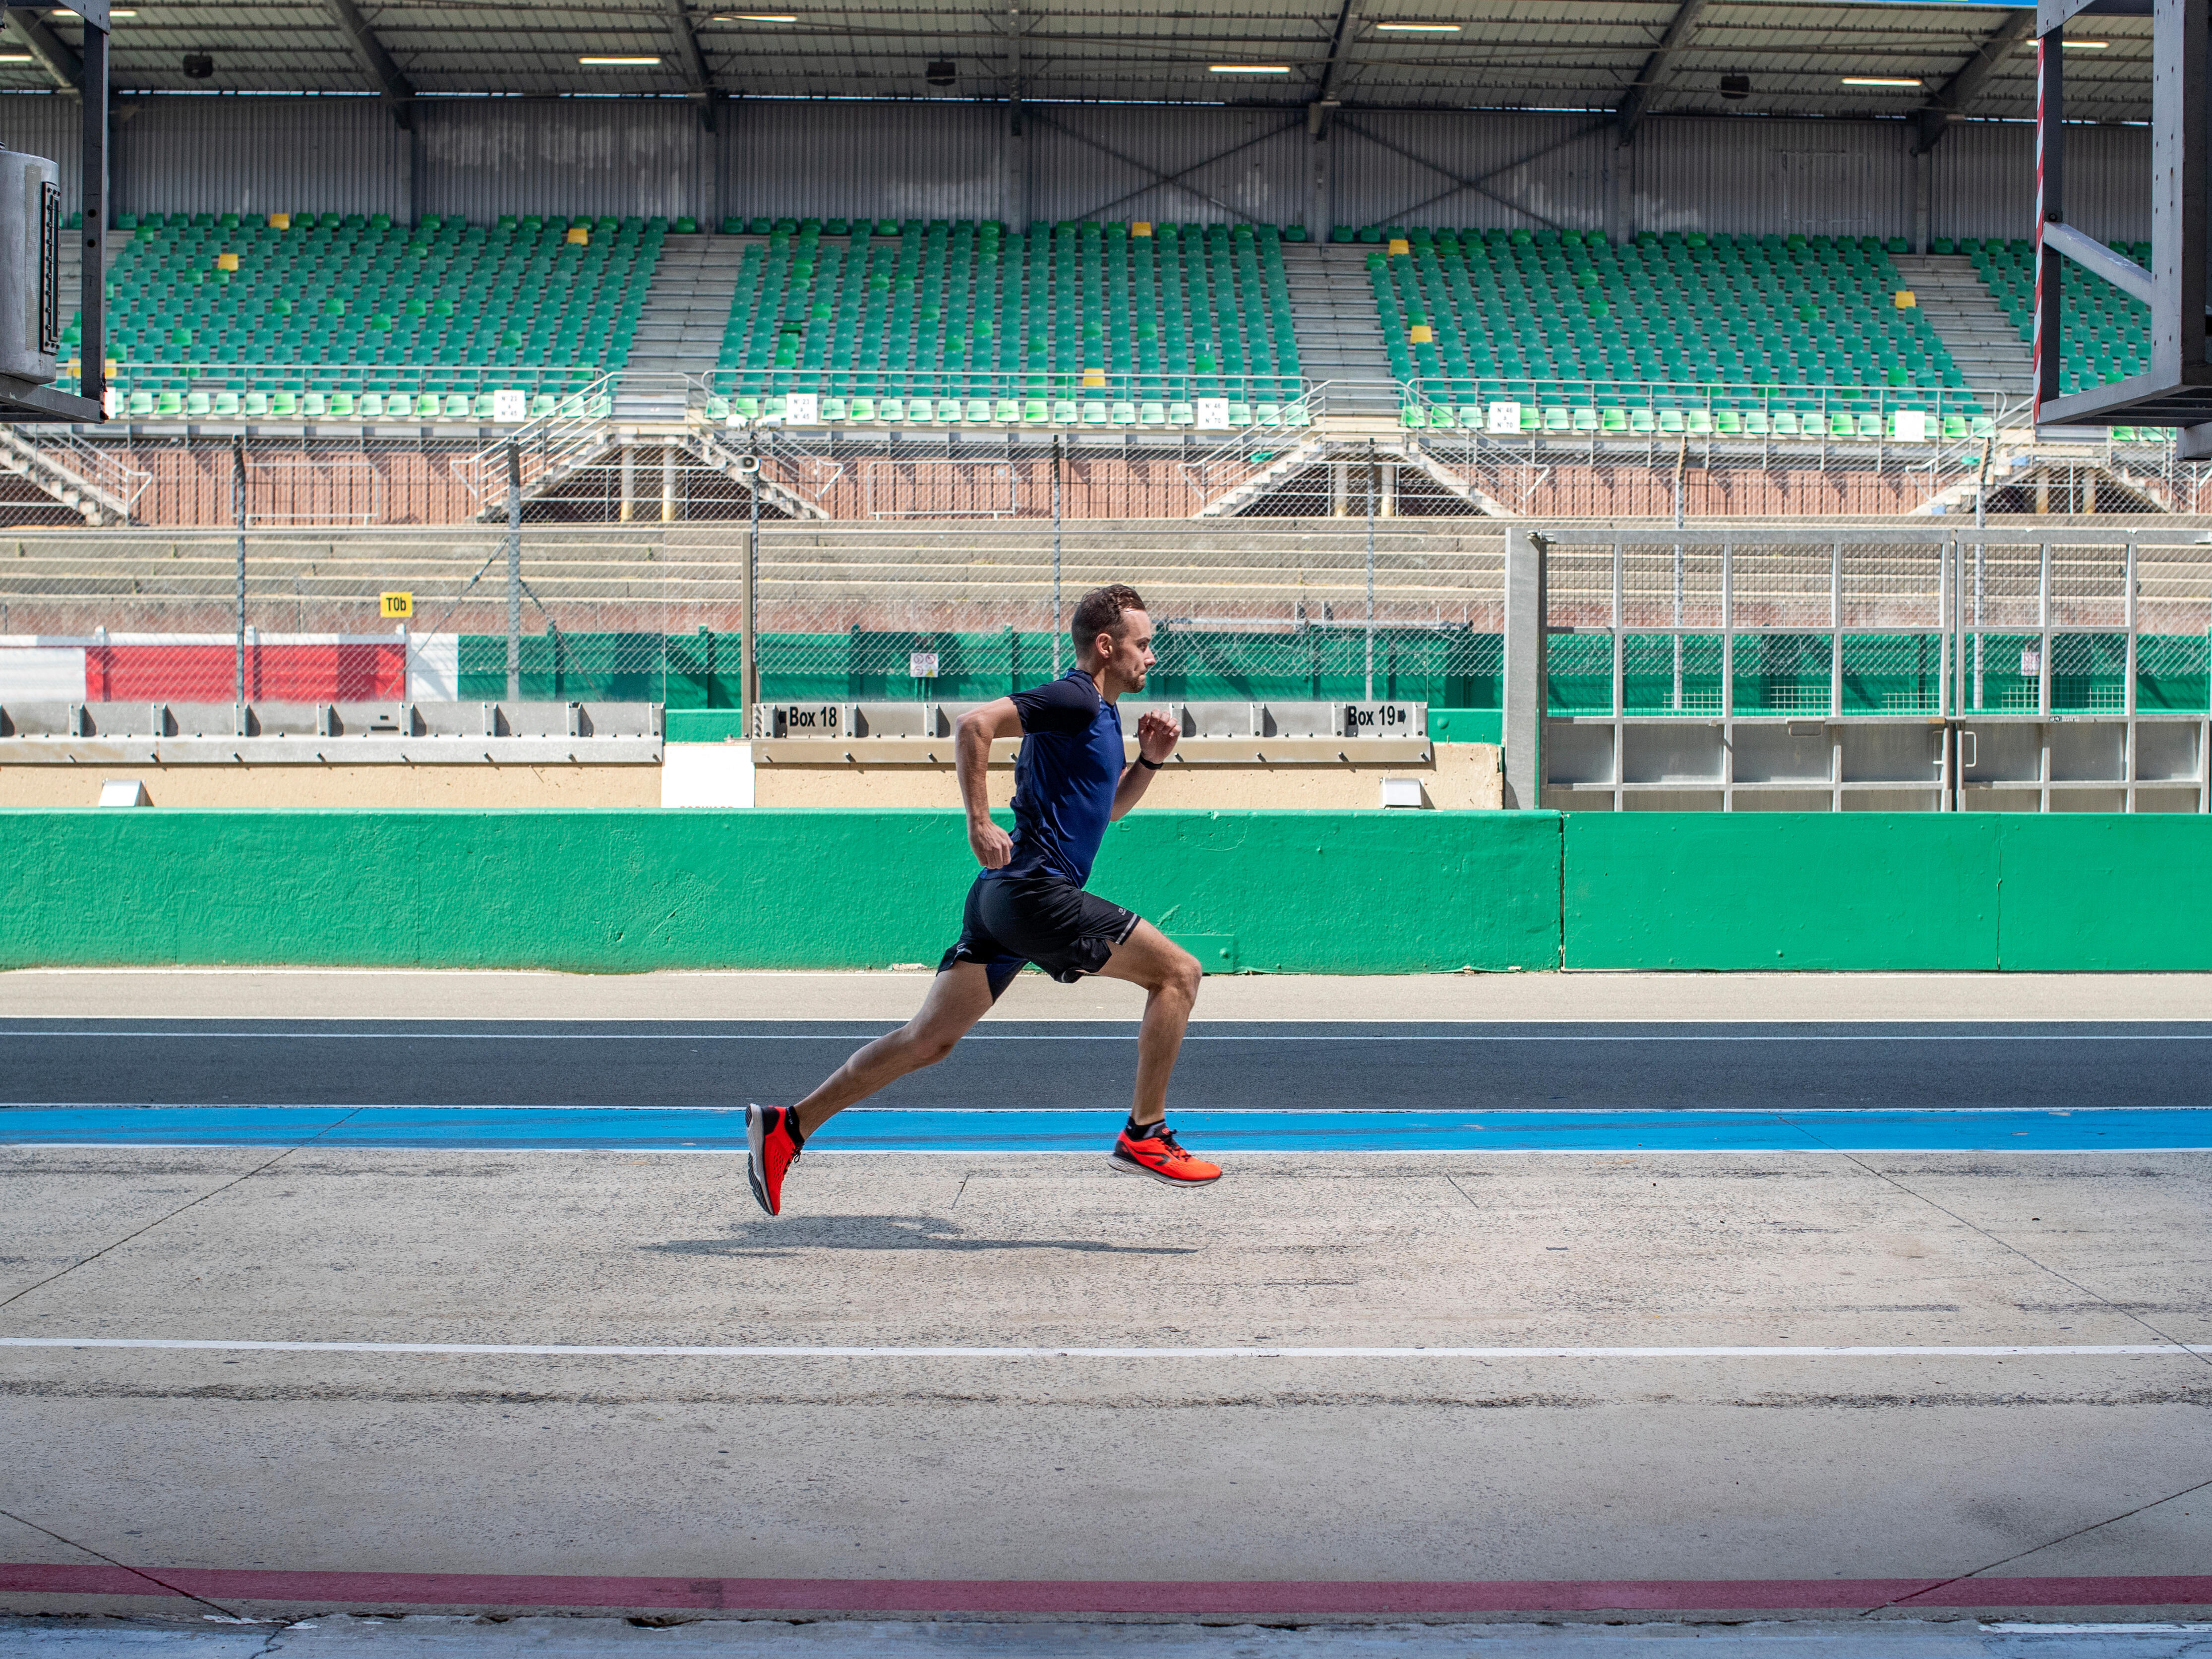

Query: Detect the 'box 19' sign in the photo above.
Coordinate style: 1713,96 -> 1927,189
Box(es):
1334,702 -> 1426,738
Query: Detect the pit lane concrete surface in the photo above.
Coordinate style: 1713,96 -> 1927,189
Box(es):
0,970 -> 2207,1632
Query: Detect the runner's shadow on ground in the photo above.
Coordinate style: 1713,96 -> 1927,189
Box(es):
646,1214 -> 1198,1258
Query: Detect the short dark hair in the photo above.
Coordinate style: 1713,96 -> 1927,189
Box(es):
1071,584 -> 1147,657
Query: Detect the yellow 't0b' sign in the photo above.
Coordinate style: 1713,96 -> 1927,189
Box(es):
380,592 -> 414,619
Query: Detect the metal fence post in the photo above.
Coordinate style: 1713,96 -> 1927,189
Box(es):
1503,525 -> 1547,811
743,434 -> 760,722
231,434 -> 246,722
504,439 -> 522,703
1364,448 -> 1376,700
1051,434 -> 1063,676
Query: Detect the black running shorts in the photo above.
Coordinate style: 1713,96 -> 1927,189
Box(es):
938,871 -> 1140,998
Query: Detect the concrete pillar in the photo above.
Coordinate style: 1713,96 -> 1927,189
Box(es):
1612,138 -> 1633,244
1309,127 -> 1333,244
1006,125 -> 1028,229
1913,146 -> 1932,255
619,445 -> 636,524
1379,462 -> 1397,518
661,446 -> 678,523
1330,460 -> 1348,518
1502,526 -> 1548,812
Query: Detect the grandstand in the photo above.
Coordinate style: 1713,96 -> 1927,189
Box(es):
0,0 -> 2196,815
85,210 -> 659,419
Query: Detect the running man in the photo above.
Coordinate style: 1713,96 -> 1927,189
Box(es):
745,583 -> 1219,1216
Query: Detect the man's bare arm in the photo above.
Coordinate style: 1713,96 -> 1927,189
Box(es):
956,698 -> 1024,866
1110,710 -> 1181,820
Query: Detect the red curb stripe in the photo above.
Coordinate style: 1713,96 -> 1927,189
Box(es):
4,1565 -> 2211,1614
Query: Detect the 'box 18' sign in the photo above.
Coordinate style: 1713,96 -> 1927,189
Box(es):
753,703 -> 848,738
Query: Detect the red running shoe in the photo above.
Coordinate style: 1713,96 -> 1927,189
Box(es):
1110,1120 -> 1222,1187
746,1103 -> 803,1217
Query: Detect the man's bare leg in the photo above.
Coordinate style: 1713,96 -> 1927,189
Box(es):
1097,919 -> 1203,1126
787,961 -> 999,1138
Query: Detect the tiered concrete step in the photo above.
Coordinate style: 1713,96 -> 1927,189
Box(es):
1283,243 -> 1397,416
1892,253 -> 2033,400
617,234 -> 744,420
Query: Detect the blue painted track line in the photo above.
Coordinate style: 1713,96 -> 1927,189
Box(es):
2,1106 -> 2208,1153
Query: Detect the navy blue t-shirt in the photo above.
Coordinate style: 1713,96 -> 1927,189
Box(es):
1000,669 -> 1125,887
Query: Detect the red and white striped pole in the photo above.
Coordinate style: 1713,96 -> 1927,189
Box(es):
2033,24 -> 2061,428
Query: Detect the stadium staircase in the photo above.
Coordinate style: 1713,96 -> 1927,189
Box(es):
9,227 -> 140,524
1281,242 -> 1399,420
617,234 -> 743,421
1891,253 -> 2032,406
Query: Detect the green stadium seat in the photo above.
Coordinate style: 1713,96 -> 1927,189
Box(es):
94,209 -> 662,413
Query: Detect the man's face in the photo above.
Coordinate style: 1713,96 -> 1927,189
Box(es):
1094,608 -> 1155,693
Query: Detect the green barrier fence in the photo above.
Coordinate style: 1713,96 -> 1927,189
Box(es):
1545,633 -> 2212,718
448,627 -> 2206,716
451,629 -> 1506,709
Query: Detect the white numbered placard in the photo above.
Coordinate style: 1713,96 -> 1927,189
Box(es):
1487,401 -> 1523,434
784,392 -> 820,424
1194,398 -> 1231,429
492,388 -> 528,422
1891,409 -> 1927,442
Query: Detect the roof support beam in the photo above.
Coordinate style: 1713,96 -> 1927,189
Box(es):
1308,0 -> 1358,139
322,0 -> 416,130
1914,8 -> 2034,153
1616,0 -> 1708,144
664,0 -> 719,131
7,8 -> 79,93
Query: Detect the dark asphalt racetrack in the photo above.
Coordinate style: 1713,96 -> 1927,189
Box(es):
0,1019 -> 2206,1112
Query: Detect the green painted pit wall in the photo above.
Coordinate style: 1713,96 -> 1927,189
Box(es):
6,809 -> 2207,974
0,809 -> 1560,975
1562,813 -> 2212,971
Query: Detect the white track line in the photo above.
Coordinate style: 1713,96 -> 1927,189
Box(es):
0,1338 -> 2203,1360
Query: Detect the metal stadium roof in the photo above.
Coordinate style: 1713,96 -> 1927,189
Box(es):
0,0 -> 2152,126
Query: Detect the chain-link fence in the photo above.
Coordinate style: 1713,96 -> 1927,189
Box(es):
1539,529 -> 2212,723
0,521 -> 1502,715
0,525 -> 748,711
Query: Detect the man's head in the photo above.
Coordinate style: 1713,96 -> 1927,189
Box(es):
1071,583 -> 1154,694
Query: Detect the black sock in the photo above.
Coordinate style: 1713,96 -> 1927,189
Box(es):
784,1108 -> 806,1149
1125,1114 -> 1162,1139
